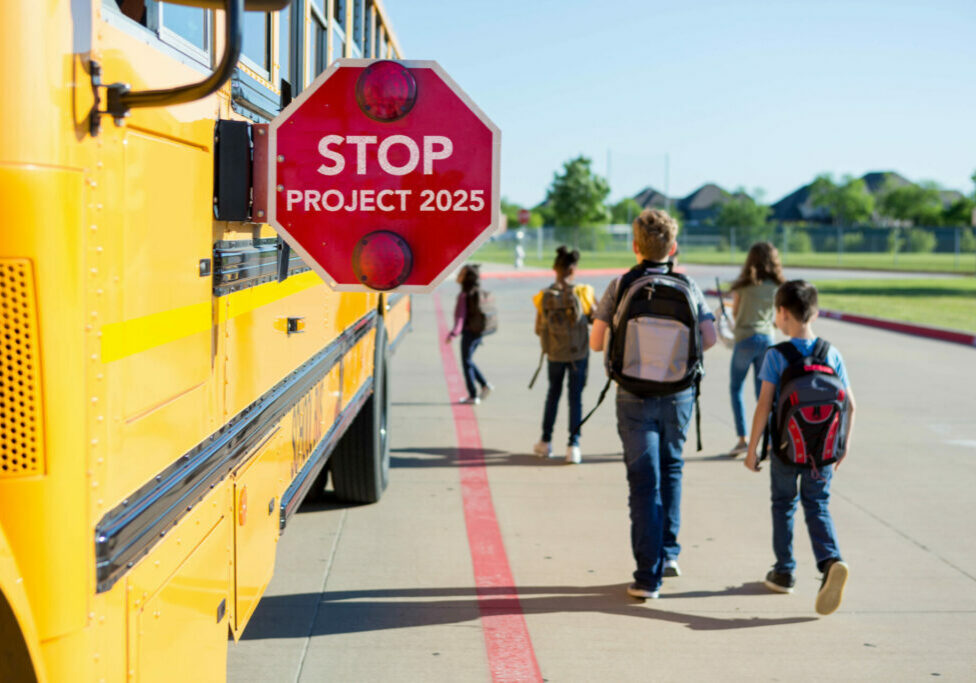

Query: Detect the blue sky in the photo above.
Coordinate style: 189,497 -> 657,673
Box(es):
385,0 -> 976,208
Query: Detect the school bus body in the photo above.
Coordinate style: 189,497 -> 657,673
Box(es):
0,1 -> 408,681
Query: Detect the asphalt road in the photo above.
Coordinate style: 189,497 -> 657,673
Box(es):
227,269 -> 976,682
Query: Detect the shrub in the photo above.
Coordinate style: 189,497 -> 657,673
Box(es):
960,228 -> 976,253
787,229 -> 813,253
906,228 -> 936,253
843,231 -> 865,251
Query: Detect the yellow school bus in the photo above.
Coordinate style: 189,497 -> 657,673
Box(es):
0,1 -> 410,680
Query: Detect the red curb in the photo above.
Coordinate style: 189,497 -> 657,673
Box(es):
432,292 -> 544,683
704,289 -> 976,348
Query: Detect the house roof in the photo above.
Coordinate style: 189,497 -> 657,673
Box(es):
678,183 -> 730,213
632,186 -> 671,209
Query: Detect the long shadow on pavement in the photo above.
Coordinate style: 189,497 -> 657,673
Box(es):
240,582 -> 816,640
391,447 -> 621,468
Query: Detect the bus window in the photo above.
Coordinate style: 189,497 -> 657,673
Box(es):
160,4 -> 208,52
242,12 -> 271,76
352,0 -> 363,56
312,9 -> 328,77
332,0 -> 346,62
364,0 -> 373,57
113,0 -> 146,24
277,5 -> 291,86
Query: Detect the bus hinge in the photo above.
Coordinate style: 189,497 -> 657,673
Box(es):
89,60 -> 131,137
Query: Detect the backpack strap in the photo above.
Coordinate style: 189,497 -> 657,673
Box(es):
774,340 -> 803,366
573,377 -> 612,438
812,338 -> 831,362
528,350 -> 545,389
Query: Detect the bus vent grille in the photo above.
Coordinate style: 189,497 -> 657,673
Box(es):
1,260 -> 44,477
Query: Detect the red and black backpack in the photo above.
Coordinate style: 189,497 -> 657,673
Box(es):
760,339 -> 850,471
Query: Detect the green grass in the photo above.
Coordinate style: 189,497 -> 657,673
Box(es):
474,242 -> 976,274
812,278 -> 976,334
475,243 -> 976,333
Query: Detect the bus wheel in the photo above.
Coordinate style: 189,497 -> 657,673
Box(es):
330,322 -> 390,504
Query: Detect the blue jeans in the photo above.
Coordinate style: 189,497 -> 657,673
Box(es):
770,456 -> 842,574
460,331 -> 487,398
616,387 -> 694,588
730,334 -> 774,437
541,357 -> 588,447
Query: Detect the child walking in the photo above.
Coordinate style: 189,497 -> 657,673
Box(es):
745,280 -> 856,615
445,264 -> 493,405
727,242 -> 786,455
532,246 -> 596,464
590,210 -> 717,599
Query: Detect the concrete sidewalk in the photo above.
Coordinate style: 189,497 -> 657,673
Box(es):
228,274 -> 976,682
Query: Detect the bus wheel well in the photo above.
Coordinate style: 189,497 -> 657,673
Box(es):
0,589 -> 38,683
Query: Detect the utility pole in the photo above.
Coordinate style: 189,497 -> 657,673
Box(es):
664,153 -> 671,212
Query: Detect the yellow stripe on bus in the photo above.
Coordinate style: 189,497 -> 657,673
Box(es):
101,271 -> 323,363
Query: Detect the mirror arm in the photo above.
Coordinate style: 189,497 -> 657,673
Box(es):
92,0 -> 243,133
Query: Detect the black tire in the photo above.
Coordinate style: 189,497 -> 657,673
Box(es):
330,321 -> 390,504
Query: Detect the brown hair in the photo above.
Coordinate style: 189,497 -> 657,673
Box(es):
775,280 -> 818,323
632,209 -> 678,261
731,241 -> 786,291
553,245 -> 580,276
459,264 -> 480,293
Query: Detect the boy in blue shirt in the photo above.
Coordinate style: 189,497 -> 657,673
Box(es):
745,280 -> 856,615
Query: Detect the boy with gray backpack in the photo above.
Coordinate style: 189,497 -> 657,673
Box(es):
589,209 -> 717,600
532,247 -> 595,463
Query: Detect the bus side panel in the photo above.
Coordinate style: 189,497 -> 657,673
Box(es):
132,516 -> 232,683
221,279 -> 373,420
0,166 -> 89,642
124,483 -> 232,683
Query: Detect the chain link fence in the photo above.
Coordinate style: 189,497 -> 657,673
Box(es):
484,223 -> 976,273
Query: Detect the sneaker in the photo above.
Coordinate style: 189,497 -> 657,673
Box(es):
565,445 -> 581,464
815,559 -> 849,616
728,441 -> 748,456
763,569 -> 796,594
458,396 -> 480,405
532,441 -> 552,458
663,559 -> 681,577
479,383 -> 494,400
627,582 -> 660,600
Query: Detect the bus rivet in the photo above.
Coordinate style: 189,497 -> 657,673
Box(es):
277,184 -> 284,192
277,155 -> 284,162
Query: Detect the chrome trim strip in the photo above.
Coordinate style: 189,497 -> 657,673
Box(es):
213,241 -> 310,296
94,310 -> 376,592
278,377 -> 374,530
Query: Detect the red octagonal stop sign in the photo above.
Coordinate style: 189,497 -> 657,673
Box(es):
268,59 -> 501,292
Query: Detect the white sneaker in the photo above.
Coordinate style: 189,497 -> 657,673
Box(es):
663,559 -> 681,577
459,396 -> 480,405
479,383 -> 494,400
566,445 -> 581,464
627,582 -> 660,600
533,441 -> 551,458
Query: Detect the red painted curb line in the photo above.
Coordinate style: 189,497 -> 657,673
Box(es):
433,292 -> 543,683
704,289 -> 976,348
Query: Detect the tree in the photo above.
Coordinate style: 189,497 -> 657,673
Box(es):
714,189 -> 772,244
500,197 -> 545,230
611,197 -> 643,225
943,196 -> 975,227
809,174 -> 874,226
545,156 -> 611,248
877,180 -> 944,226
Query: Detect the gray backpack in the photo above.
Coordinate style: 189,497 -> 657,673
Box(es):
538,284 -> 589,361
578,261 -> 705,450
